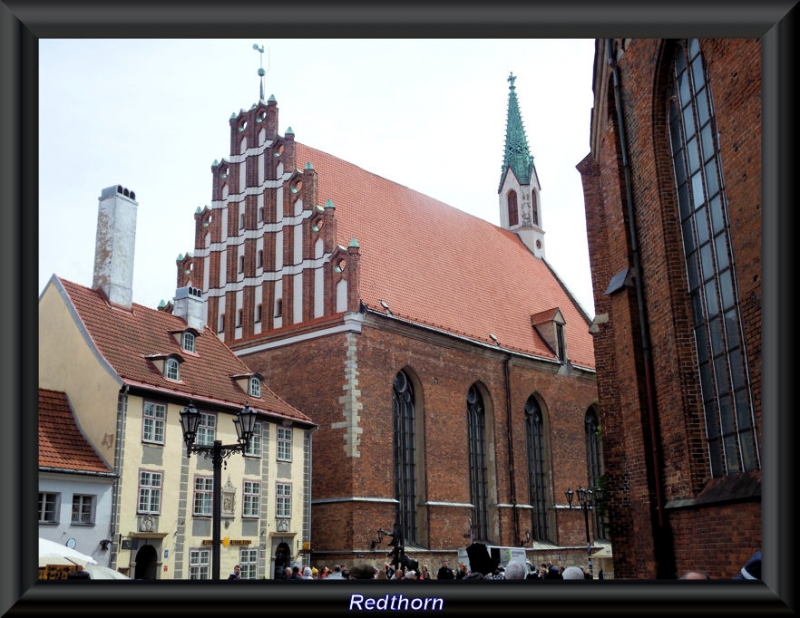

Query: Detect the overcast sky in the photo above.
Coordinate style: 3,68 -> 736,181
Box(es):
39,39 -> 597,316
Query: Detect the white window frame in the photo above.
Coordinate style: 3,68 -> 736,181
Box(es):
143,401 -> 167,444
276,483 -> 291,518
197,413 -> 216,446
245,422 -> 262,457
249,376 -> 261,397
165,357 -> 180,381
277,426 -> 292,462
240,548 -> 258,580
39,492 -> 60,523
71,494 -> 95,524
138,470 -> 162,514
189,549 -> 211,579
193,476 -> 213,516
183,331 -> 196,352
243,480 -> 260,518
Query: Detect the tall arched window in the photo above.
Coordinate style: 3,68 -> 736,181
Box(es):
507,190 -> 519,227
525,395 -> 550,541
584,408 -> 607,540
668,39 -> 759,477
467,384 -> 489,541
393,370 -> 417,545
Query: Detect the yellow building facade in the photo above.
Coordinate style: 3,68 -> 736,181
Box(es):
38,185 -> 316,579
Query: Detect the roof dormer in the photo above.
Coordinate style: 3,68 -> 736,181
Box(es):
145,352 -> 186,381
531,308 -> 567,363
169,327 -> 201,353
231,372 -> 265,398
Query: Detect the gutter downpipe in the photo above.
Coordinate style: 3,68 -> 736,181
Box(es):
606,39 -> 668,539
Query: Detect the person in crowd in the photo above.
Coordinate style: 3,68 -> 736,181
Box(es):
420,564 -> 431,580
546,565 -> 563,579
561,566 -> 585,580
326,564 -> 344,579
66,564 -> 91,580
384,562 -> 395,579
311,567 -> 319,579
228,564 -> 242,580
456,562 -> 469,580
406,570 -> 418,580
734,552 -> 761,580
348,563 -> 376,579
504,561 -> 527,580
436,559 -> 455,579
302,566 -> 314,579
583,568 -> 592,580
288,565 -> 303,579
392,568 -> 405,580
376,567 -> 388,580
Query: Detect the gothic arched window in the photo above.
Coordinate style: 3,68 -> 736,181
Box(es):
393,370 -> 418,545
584,408 -> 607,540
525,395 -> 550,541
668,39 -> 759,477
507,190 -> 519,227
467,384 -> 489,541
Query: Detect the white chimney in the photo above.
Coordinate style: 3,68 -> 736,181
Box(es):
173,286 -> 207,330
92,185 -> 137,308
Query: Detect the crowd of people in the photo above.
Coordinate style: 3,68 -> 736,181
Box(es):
269,559 -> 595,581
267,551 -> 762,581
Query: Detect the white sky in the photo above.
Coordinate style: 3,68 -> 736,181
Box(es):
39,39 -> 597,316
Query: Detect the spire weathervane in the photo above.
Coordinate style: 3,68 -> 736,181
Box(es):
253,43 -> 268,102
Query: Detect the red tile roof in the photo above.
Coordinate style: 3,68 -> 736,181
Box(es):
38,388 -> 111,473
295,143 -> 595,369
51,277 -> 314,424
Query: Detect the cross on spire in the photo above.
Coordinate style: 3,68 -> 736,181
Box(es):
253,43 -> 266,101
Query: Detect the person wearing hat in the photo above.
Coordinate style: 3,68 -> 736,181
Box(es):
311,566 -> 319,579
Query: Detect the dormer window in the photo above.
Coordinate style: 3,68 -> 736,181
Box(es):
165,357 -> 180,381
182,332 -> 196,353
232,372 -> 264,398
531,308 -> 568,364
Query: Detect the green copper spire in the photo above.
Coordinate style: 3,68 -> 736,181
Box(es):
500,72 -> 534,190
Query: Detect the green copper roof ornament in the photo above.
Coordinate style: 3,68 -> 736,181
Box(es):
500,72 -> 534,190
253,43 -> 269,101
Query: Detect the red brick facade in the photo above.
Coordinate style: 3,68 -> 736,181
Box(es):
578,38 -> 761,579
182,83 -> 603,574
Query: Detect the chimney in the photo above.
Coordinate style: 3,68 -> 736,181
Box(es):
173,286 -> 207,330
92,185 -> 138,308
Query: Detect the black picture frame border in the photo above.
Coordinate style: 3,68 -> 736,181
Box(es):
3,1 -> 795,614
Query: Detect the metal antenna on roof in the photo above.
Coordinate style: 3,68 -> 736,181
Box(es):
253,43 -> 269,102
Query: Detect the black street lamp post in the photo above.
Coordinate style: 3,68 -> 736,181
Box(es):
180,402 -> 258,580
565,486 -> 604,578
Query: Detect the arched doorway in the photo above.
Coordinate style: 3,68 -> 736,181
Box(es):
134,543 -> 158,580
274,542 -> 291,578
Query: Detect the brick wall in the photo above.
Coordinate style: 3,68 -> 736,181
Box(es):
580,38 -> 761,579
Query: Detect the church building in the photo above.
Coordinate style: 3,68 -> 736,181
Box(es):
578,39 -> 761,579
174,68 -> 602,573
